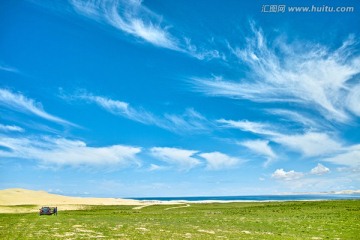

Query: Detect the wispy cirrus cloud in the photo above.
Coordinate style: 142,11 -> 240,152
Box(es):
273,132 -> 342,157
199,151 -> 243,170
150,147 -> 200,171
0,89 -> 76,127
0,135 -> 141,167
0,64 -> 19,73
69,0 -> 221,60
70,0 -> 180,50
0,123 -> 24,132
163,108 -> 211,133
192,24 -> 360,123
239,140 -> 276,167
267,109 -> 327,131
79,93 -> 157,125
78,93 -> 211,134
217,119 -> 280,136
346,85 -> 360,117
323,144 -> 360,167
219,117 -> 358,167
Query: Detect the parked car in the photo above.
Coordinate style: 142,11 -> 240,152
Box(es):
39,206 -> 57,215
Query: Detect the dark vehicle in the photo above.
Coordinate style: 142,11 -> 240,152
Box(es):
39,206 -> 57,216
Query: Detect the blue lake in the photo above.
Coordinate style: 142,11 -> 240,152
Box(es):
130,194 -> 360,202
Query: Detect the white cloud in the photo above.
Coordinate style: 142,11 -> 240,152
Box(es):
184,38 -> 225,60
310,163 -> 330,175
0,135 -> 141,167
164,108 -> 211,133
150,147 -> 200,171
0,64 -> 18,73
106,0 -> 179,50
79,93 -> 210,134
193,26 -> 360,123
337,166 -> 360,174
273,132 -> 341,157
218,117 -> 350,163
265,130 -> 359,167
69,0 -> 220,60
240,140 -> 276,158
267,109 -> 325,130
81,94 -> 157,125
0,124 -> 24,132
323,144 -> 360,167
346,85 -> 360,116
0,89 -> 76,127
70,0 -> 179,50
272,169 -> 304,181
148,164 -> 167,171
217,119 -> 279,136
199,151 -> 241,170
239,140 -> 276,166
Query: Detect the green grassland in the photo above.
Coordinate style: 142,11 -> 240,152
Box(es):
1,200 -> 359,239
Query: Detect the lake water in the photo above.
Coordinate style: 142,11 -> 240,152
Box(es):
131,194 -> 360,202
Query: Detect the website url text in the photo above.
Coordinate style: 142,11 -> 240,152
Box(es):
261,5 -> 355,13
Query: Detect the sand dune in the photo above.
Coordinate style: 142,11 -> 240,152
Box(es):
0,188 -> 141,205
0,188 -> 142,213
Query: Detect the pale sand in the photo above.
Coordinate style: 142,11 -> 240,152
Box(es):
0,188 -> 143,213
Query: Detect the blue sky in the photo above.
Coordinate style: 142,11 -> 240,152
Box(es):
0,0 -> 359,197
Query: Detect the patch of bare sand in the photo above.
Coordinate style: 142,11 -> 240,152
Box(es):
198,229 -> 215,234
0,188 -> 142,213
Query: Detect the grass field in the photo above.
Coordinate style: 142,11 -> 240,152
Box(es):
0,200 -> 359,239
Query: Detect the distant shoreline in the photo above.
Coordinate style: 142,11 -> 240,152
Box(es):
130,194 -> 360,203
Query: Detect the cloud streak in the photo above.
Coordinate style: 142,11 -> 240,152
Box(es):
150,147 -> 200,171
69,0 -> 220,60
0,89 -> 77,127
239,140 -> 276,166
199,151 -> 242,170
0,135 -> 141,167
219,117 -> 358,167
217,119 -> 280,136
267,109 -> 326,131
323,144 -> 360,167
0,64 -> 19,73
192,25 -> 360,124
71,0 -> 179,50
79,93 -> 210,134
0,124 -> 24,132
273,132 -> 342,157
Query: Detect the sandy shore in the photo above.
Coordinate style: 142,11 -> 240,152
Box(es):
0,188 -> 143,213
